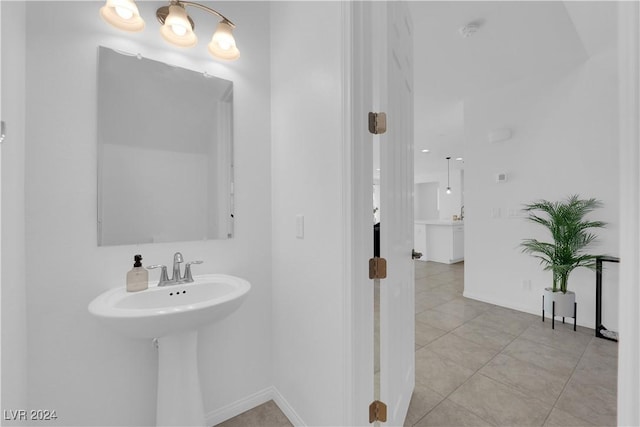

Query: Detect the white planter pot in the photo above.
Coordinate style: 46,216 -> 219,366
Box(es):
543,288 -> 576,317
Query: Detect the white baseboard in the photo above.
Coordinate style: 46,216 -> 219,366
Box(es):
462,290 -> 593,329
271,387 -> 306,427
205,386 -> 306,427
205,387 -> 273,426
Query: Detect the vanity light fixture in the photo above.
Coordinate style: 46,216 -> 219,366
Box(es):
445,156 -> 452,195
100,0 -> 240,61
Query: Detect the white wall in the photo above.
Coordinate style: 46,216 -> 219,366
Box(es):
415,169 -> 463,221
1,1 -> 29,417
414,182 -> 438,220
19,2 -> 272,425
270,2 -> 349,425
464,46 -> 619,328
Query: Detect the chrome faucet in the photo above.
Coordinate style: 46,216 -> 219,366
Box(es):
172,252 -> 184,282
148,252 -> 203,286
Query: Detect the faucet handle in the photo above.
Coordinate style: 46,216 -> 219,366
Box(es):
183,260 -> 204,283
147,265 -> 170,286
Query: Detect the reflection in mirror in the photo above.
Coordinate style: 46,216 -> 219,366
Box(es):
97,46 -> 234,246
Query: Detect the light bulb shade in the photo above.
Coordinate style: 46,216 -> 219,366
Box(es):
100,0 -> 144,32
160,4 -> 197,48
446,187 -> 452,194
208,21 -> 240,61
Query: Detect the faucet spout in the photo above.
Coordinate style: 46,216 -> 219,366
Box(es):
172,252 -> 184,282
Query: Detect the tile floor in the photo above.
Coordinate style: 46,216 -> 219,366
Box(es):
215,400 -> 292,427
216,261 -> 618,427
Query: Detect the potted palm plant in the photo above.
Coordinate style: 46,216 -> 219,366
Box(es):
520,195 -> 605,322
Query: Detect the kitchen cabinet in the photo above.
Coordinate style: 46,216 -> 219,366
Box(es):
414,221 -> 464,264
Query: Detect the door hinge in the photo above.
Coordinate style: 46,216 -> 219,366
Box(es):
369,400 -> 387,423
369,257 -> 387,279
368,112 -> 387,135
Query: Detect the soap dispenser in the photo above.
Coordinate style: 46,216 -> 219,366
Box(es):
126,254 -> 148,292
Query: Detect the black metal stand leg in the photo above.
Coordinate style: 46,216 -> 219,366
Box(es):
552,301 -> 555,330
596,258 -> 603,338
574,302 -> 577,332
542,295 -> 545,322
563,317 -> 565,324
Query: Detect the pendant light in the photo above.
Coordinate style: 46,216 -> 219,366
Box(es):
445,156 -> 452,195
100,0 -> 240,61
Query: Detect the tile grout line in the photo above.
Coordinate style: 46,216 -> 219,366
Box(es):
433,321 -> 536,426
413,263 -> 554,426
486,321 -> 587,426
410,306 -> 526,426
540,336 -> 597,427
411,266 -> 488,426
410,262 -> 614,427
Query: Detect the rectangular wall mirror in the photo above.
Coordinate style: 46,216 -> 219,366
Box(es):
97,46 -> 234,246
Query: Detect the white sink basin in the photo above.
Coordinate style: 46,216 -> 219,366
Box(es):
89,274 -> 250,338
89,273 -> 250,426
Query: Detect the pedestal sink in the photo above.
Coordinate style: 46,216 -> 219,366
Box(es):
89,274 -> 250,427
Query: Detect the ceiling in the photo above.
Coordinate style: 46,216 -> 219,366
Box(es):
409,1 -> 617,176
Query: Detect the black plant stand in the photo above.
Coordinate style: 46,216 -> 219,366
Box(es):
595,255 -> 620,341
542,295 -> 577,331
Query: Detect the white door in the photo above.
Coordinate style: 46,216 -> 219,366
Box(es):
374,1 -> 415,425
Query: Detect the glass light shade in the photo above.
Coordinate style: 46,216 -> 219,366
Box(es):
446,187 -> 452,194
115,6 -> 133,19
160,4 -> 197,48
100,0 -> 144,32
208,21 -> 240,61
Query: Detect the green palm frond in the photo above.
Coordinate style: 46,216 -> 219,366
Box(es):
520,195 -> 605,293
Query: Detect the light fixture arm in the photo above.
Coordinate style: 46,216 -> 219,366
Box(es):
178,0 -> 235,27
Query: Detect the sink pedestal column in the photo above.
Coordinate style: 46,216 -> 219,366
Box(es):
156,331 -> 205,427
